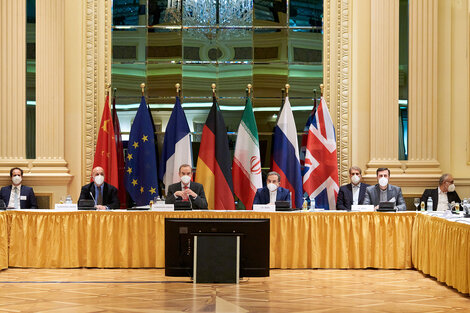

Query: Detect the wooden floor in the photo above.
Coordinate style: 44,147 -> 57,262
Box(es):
0,269 -> 468,312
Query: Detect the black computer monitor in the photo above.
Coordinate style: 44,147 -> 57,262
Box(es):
165,218 -> 270,278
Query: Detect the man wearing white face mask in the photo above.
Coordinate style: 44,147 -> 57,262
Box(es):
253,171 -> 290,206
165,164 -> 208,209
336,166 -> 370,210
78,166 -> 120,210
420,173 -> 461,211
0,167 -> 37,209
363,167 -> 406,211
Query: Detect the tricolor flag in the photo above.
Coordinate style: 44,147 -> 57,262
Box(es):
111,91 -> 127,209
92,94 -> 119,188
232,97 -> 262,210
272,96 -> 303,208
195,96 -> 235,210
303,96 -> 339,210
159,96 -> 192,193
125,96 -> 159,206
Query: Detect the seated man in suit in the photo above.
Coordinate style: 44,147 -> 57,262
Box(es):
0,167 -> 37,209
420,173 -> 461,211
78,166 -> 119,210
165,164 -> 208,209
336,166 -> 370,210
253,171 -> 290,206
364,167 -> 406,211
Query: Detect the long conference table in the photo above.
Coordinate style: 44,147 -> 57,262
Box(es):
0,210 -> 468,294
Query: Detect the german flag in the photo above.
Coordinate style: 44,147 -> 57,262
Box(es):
195,96 -> 235,210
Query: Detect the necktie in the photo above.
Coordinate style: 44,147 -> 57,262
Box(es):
183,186 -> 189,201
97,187 -> 103,205
14,187 -> 19,209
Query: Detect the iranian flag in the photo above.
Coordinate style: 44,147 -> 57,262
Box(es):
232,97 -> 262,209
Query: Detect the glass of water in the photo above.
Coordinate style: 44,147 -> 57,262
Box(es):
413,198 -> 420,211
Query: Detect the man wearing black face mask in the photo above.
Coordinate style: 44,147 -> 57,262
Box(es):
0,167 -> 37,209
78,166 -> 120,210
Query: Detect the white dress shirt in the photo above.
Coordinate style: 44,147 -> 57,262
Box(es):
8,185 -> 21,208
437,187 -> 449,211
269,190 -> 277,204
352,183 -> 361,205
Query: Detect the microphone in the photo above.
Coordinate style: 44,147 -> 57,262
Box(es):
89,191 -> 96,205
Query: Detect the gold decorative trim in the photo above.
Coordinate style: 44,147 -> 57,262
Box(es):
324,0 -> 351,185
84,0 -> 99,183
336,0 -> 351,184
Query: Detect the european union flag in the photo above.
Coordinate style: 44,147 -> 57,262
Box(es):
125,96 -> 159,206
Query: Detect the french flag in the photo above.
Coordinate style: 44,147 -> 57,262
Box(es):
303,96 -> 339,210
272,97 -> 303,208
159,96 -> 192,193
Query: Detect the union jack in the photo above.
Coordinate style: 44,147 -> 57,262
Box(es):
302,96 -> 339,210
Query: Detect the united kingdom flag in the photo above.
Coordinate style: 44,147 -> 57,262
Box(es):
303,96 -> 339,210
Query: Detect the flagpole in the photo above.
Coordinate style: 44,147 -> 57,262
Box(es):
247,84 -> 252,97
140,83 -> 145,96
320,83 -> 324,97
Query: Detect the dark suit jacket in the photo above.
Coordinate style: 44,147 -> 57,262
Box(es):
78,182 -> 120,209
336,183 -> 370,210
165,182 -> 208,210
363,184 -> 407,211
253,186 -> 290,206
420,188 -> 461,211
0,185 -> 37,209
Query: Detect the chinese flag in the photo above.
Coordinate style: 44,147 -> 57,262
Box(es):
92,94 -> 119,188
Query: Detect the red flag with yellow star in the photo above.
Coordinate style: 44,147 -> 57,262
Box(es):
92,94 -> 119,189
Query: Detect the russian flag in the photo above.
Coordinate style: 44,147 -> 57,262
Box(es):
159,96 -> 192,193
272,97 -> 303,208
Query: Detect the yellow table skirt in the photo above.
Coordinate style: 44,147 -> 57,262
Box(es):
0,212 -> 7,270
6,211 -> 416,269
412,214 -> 470,294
